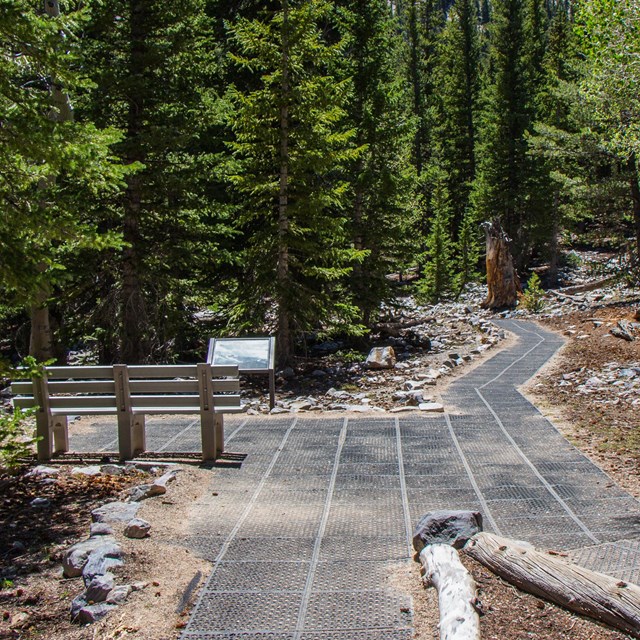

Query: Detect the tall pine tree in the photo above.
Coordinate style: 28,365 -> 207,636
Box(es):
226,0 -> 363,365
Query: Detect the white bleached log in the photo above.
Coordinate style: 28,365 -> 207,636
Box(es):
420,543 -> 481,640
465,532 -> 640,639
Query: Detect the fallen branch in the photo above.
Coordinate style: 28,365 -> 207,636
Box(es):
465,532 -> 640,639
420,544 -> 481,640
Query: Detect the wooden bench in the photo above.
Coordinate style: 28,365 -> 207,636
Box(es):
11,363 -> 241,462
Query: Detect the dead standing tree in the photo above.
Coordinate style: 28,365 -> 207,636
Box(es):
481,220 -> 521,309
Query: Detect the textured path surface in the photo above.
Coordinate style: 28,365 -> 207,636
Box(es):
70,320 -> 640,639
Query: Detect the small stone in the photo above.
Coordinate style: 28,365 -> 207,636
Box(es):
390,406 -> 418,413
404,380 -> 425,391
72,602 -> 115,624
106,584 -> 133,605
365,346 -> 396,370
127,483 -> 166,502
270,406 -> 289,415
418,402 -> 445,413
281,367 -> 295,379
11,541 -> 26,553
154,469 -> 179,488
290,400 -> 313,411
9,611 -> 30,629
27,465 -> 59,477
100,464 -> 125,476
71,465 -> 102,476
30,497 -> 50,509
124,518 -> 151,539
311,369 -> 327,377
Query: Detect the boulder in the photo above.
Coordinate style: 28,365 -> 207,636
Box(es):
72,601 -> 115,624
92,501 -> 140,523
127,483 -> 166,502
124,518 -> 151,539
365,346 -> 396,370
84,573 -> 115,603
413,510 -> 483,553
89,523 -> 114,537
82,541 -> 124,584
106,584 -> 133,605
63,536 -> 116,578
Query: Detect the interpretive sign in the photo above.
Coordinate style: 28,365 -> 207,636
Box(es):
207,337 -> 276,408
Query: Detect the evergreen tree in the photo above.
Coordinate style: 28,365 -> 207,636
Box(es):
471,0 -> 543,268
0,0 -> 128,360
226,0 -> 364,365
77,0 -> 229,363
336,0 -> 416,326
431,0 -> 481,242
421,167 -> 454,300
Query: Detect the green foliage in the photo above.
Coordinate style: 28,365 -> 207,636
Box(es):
518,272 -> 546,312
0,408 -> 37,470
336,0 -> 417,325
419,168 -> 454,302
226,0 -> 367,362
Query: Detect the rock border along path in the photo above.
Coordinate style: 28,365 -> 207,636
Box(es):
69,320 -> 640,638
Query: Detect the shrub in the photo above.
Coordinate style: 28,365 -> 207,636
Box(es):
0,407 -> 37,470
519,272 -> 546,313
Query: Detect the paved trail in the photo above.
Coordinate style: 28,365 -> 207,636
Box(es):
70,320 -> 640,639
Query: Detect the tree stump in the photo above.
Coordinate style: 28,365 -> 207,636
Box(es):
481,220 -> 520,309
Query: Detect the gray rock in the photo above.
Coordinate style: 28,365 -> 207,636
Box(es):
71,465 -> 102,476
127,483 -> 166,502
413,510 -> 483,553
269,406 -> 289,415
72,602 -> 115,624
100,464 -> 125,476
281,367 -> 295,379
30,497 -> 50,509
106,584 -> 133,605
365,346 -> 396,370
84,573 -> 115,603
404,380 -> 425,391
82,542 -> 124,584
92,501 -> 140,523
418,402 -> 445,413
89,523 -> 114,537
63,537 -> 116,578
124,518 -> 151,539
154,469 -> 179,489
27,465 -> 59,477
389,406 -> 418,413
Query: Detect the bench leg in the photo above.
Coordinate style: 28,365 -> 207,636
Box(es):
200,411 -> 217,461
215,414 -> 224,457
36,412 -> 53,461
52,416 -> 69,454
132,415 -> 146,455
117,411 -> 135,461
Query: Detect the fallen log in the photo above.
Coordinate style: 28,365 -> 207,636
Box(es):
420,544 -> 481,640
465,532 -> 640,638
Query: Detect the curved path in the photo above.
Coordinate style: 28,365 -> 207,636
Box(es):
70,320 -> 640,639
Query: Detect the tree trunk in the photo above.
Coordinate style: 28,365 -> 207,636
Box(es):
276,0 -> 292,367
420,544 -> 481,640
29,0 -> 72,362
465,532 -> 640,639
481,219 -> 520,309
29,283 -> 54,362
119,0 -> 148,364
628,153 -> 640,267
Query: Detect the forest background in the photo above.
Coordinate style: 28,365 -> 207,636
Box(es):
2,0 -> 640,369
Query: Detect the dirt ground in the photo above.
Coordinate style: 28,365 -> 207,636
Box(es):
2,303 -> 640,639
